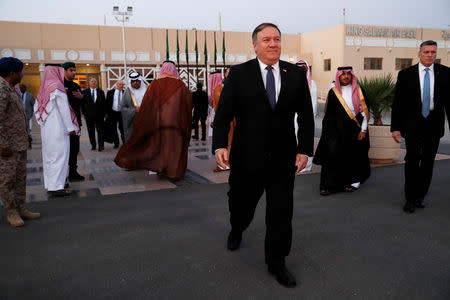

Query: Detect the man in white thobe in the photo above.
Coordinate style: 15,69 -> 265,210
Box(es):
35,65 -> 79,196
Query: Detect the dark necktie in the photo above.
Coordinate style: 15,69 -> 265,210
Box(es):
265,65 -> 276,110
422,68 -> 430,118
91,89 -> 95,104
118,90 -> 122,107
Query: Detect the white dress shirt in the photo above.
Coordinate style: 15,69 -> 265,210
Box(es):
257,58 -> 281,102
112,89 -> 123,112
341,85 -> 368,131
418,62 -> 435,111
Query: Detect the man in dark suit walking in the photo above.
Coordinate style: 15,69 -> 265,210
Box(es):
105,80 -> 125,148
213,23 -> 314,287
82,77 -> 106,151
191,82 -> 209,141
391,40 -> 450,214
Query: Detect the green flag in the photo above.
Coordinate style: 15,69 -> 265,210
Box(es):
165,29 -> 169,61
176,30 -> 180,65
203,31 -> 207,65
185,30 -> 189,66
222,32 -> 226,66
195,30 -> 199,65
214,31 -> 217,65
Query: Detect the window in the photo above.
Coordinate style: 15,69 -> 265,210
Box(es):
364,58 -> 382,70
435,58 -> 441,64
395,58 -> 412,70
324,59 -> 331,71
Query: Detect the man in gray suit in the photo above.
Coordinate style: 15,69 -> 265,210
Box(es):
19,84 -> 35,149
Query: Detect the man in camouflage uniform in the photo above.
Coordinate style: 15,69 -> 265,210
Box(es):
0,57 -> 40,227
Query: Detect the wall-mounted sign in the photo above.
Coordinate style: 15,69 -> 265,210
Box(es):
442,31 -> 450,40
346,26 -> 417,39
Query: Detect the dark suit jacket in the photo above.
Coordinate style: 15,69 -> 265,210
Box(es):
391,63 -> 450,138
192,89 -> 209,118
105,89 -> 124,114
212,58 -> 315,172
82,88 -> 106,120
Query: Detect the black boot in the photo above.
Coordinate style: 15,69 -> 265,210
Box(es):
69,169 -> 85,181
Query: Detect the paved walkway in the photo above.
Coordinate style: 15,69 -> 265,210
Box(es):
1,160 -> 449,299
2,109 -> 450,299
24,106 -> 450,203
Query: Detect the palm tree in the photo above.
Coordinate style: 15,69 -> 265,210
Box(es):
358,74 -> 396,125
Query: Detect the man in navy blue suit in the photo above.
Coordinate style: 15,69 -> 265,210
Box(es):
213,23 -> 314,287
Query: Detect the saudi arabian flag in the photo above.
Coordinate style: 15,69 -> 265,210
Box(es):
165,29 -> 169,61
176,30 -> 180,65
214,31 -> 217,65
203,31 -> 207,65
222,32 -> 226,65
185,30 -> 189,65
195,30 -> 199,65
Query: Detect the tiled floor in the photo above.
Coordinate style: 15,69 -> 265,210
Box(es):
22,115 -> 450,203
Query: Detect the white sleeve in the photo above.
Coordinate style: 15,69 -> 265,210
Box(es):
361,111 -> 368,131
310,80 -> 318,116
52,90 -> 77,132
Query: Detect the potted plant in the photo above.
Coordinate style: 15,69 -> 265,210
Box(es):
358,74 -> 400,164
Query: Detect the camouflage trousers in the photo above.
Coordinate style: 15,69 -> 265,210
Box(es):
0,150 -> 26,213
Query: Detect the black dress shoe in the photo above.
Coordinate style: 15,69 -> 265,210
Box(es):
68,172 -> 85,182
268,264 -> 297,287
227,231 -> 242,251
403,202 -> 415,214
192,135 -> 199,140
415,199 -> 426,209
98,146 -> 104,152
114,144 -> 119,149
91,146 -> 96,150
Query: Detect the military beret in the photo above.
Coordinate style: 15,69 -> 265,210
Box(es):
0,57 -> 24,72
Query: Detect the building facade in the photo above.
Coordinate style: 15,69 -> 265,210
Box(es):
1,21 -> 448,99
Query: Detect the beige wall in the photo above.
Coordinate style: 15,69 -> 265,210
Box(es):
300,24 -> 346,94
1,21 -> 448,95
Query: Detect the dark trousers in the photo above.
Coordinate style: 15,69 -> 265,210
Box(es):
69,134 -> 80,172
86,117 -> 104,149
110,110 -> 125,146
404,118 -> 440,203
227,160 -> 295,266
192,116 -> 206,139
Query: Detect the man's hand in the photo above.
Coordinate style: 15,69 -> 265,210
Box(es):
72,90 -> 83,99
358,131 -> 366,141
215,148 -> 229,170
68,131 -> 76,136
0,147 -> 13,157
295,154 -> 308,174
392,130 -> 402,143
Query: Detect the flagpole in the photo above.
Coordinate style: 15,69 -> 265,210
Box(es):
204,30 -> 208,97
186,29 -> 190,90
195,29 -> 198,82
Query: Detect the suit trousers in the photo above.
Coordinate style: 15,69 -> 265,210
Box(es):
69,134 -> 80,172
110,110 -> 125,146
227,159 -> 295,266
86,117 -> 104,149
0,151 -> 26,213
192,116 -> 206,139
404,117 -> 440,202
